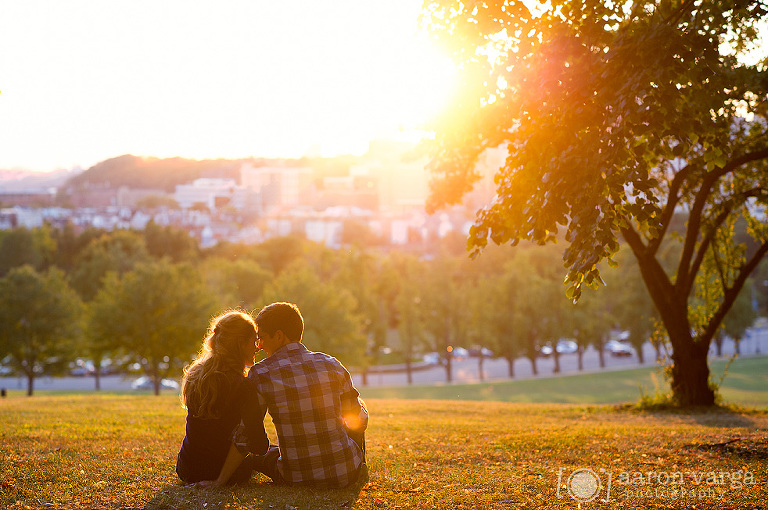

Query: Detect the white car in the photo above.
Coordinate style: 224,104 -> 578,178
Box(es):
539,339 -> 579,357
131,376 -> 180,391
451,347 -> 470,359
605,340 -> 633,357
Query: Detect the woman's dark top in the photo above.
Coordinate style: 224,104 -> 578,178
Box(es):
176,375 -> 268,483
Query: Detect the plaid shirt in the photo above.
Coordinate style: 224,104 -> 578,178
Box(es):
248,342 -> 368,487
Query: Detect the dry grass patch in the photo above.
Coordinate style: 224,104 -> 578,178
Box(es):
1,396 -> 766,509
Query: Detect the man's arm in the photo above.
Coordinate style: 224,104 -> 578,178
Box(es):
340,366 -> 368,433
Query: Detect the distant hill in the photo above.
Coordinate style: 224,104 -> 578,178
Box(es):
63,155 -> 253,192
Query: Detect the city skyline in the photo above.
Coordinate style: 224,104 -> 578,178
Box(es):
0,0 -> 456,173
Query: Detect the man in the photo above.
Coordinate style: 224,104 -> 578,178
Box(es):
210,302 -> 368,488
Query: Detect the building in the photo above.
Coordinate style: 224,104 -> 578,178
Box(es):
240,164 -> 314,214
174,178 -> 238,210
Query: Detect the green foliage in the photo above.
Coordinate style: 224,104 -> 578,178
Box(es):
143,221 -> 199,262
199,257 -> 272,310
136,194 -> 181,210
88,260 -> 218,394
0,266 -> 84,395
0,227 -> 56,276
262,261 -> 367,368
69,230 -> 152,301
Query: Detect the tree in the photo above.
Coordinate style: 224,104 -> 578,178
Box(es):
720,281 -> 757,355
0,227 -> 56,276
199,257 -> 272,310
70,230 -> 151,301
89,261 -> 217,395
568,287 -> 610,371
420,256 -> 471,382
602,248 -> 658,363
143,220 -> 199,262
0,266 -> 83,395
423,0 -> 768,406
393,258 -> 428,384
261,262 -> 367,369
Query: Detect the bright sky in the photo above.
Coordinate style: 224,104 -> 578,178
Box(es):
0,0 -> 456,172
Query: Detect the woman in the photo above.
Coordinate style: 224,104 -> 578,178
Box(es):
176,310 -> 268,484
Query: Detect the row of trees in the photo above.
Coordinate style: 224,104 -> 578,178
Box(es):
1,221 -> 762,396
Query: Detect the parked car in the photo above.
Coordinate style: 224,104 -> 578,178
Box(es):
131,376 -> 180,391
605,340 -> 633,357
539,339 -> 579,357
468,347 -> 494,358
69,359 -> 94,377
451,346 -> 470,359
422,352 -> 441,365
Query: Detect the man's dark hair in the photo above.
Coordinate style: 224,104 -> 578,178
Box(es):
255,302 -> 304,342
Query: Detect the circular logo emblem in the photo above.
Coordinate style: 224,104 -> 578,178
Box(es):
567,468 -> 602,502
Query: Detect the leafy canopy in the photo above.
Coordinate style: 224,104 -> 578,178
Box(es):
422,0 -> 768,301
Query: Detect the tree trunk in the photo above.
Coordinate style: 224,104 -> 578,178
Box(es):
636,344 -> 645,364
94,365 -> 102,391
444,354 -> 453,383
714,335 -> 724,357
528,355 -> 538,376
552,350 -> 561,374
26,372 -> 34,396
669,333 -> 716,407
598,344 -> 605,368
406,359 -> 413,385
506,355 -> 515,378
361,369 -> 368,387
577,349 -> 584,371
478,356 -> 485,382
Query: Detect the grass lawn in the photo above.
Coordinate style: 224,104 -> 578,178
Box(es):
358,356 -> 768,408
1,393 -> 767,509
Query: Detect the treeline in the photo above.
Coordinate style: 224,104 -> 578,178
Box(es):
0,224 -> 759,395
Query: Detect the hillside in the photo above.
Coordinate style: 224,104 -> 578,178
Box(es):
61,153 -> 364,193
62,155 -> 251,192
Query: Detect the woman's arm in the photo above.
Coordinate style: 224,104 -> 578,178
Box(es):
197,442 -> 244,488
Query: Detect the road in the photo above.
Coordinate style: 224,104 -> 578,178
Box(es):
2,327 -> 766,392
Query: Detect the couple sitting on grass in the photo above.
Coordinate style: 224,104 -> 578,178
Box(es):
176,302 -> 368,489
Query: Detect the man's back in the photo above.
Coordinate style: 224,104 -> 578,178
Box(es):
249,342 -> 367,487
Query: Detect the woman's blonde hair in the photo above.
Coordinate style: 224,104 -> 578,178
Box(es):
181,310 -> 256,419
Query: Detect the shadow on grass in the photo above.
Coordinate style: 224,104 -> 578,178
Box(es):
145,468 -> 369,510
616,402 -> 765,428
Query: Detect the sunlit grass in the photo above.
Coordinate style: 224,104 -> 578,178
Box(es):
1,395 -> 767,509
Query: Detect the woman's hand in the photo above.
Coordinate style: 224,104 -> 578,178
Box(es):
194,479 -> 223,489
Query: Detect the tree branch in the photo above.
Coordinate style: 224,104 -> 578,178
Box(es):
685,188 -> 766,297
621,223 -> 676,307
710,240 -> 729,298
676,146 -> 768,292
702,240 -> 768,343
649,161 -> 695,256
